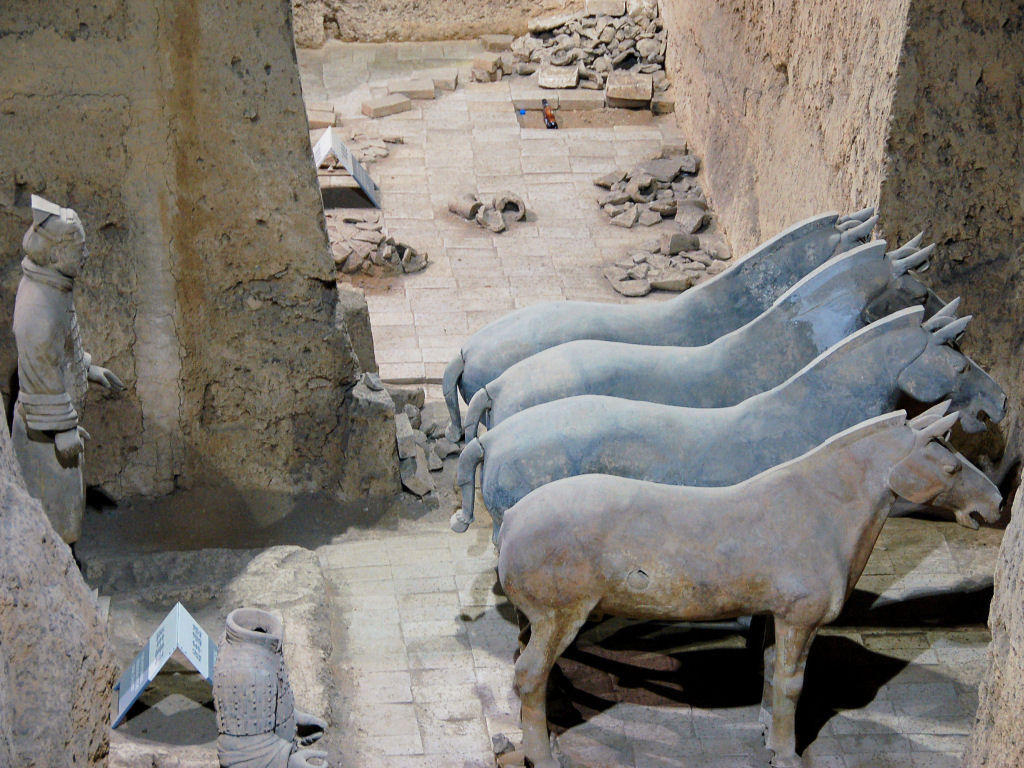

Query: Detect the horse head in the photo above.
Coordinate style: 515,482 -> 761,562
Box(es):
888,403 -> 1002,528
863,235 -> 945,321
895,307 -> 1006,433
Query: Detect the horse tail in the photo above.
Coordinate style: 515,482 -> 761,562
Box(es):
442,352 -> 465,440
450,438 -> 484,533
463,386 -> 493,442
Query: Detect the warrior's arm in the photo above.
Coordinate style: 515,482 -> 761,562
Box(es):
14,313 -> 78,432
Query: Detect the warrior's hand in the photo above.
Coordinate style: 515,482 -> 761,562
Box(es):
295,710 -> 327,745
55,427 -> 89,462
88,365 -> 125,392
288,748 -> 328,768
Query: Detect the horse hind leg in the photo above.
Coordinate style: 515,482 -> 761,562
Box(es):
515,603 -> 594,768
768,618 -> 817,768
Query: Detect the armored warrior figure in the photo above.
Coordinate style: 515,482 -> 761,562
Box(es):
11,195 -> 123,544
212,608 -> 328,768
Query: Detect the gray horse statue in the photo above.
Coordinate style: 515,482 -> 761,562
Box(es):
462,237 -> 944,439
442,208 -> 878,438
498,407 -> 1001,768
451,307 -> 1006,539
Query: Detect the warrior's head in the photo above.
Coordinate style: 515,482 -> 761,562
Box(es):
22,195 -> 87,279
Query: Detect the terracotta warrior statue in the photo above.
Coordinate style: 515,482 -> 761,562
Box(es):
11,195 -> 123,545
213,608 -> 328,768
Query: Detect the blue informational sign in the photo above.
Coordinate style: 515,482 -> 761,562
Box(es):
112,603 -> 217,727
312,127 -> 382,208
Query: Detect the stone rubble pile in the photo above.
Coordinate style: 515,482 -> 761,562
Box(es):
603,230 -> 731,297
366,376 -> 459,497
447,191 -> 528,234
510,0 -> 668,97
593,152 -> 709,230
316,127 -> 403,167
326,209 -> 428,276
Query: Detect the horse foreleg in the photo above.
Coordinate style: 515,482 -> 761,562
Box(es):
768,618 -> 816,768
515,605 -> 592,768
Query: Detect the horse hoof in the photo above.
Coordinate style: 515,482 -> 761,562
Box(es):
450,510 -> 471,533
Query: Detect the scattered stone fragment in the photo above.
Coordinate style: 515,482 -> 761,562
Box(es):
616,278 -> 651,296
558,89 -> 606,109
610,205 -> 639,228
386,384 -> 424,410
600,189 -> 631,206
331,242 -> 352,266
594,169 -> 628,189
434,437 -> 460,458
420,402 -> 450,439
625,173 -> 657,203
427,450 -> 443,472
676,202 -> 709,234
515,62 -> 538,76
361,94 -> 412,118
387,78 -> 436,100
473,52 -> 503,74
638,209 -> 662,226
538,64 -> 580,89
400,245 -> 427,273
707,260 -> 729,275
679,154 -> 701,174
492,734 -> 515,758
352,229 -> 385,245
606,71 -> 654,107
651,94 -> 675,114
363,372 -> 385,391
395,412 -> 417,460
529,13 -> 579,34
399,445 -> 434,496
639,157 -> 684,183
649,198 -> 677,216
650,270 -> 700,291
481,33 -> 515,51
660,231 -> 700,254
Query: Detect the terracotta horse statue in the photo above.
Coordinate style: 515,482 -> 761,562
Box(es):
451,307 -> 1005,539
497,407 -> 1001,768
462,237 -> 942,439
443,208 -> 880,438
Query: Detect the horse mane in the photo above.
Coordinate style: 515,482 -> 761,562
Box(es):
784,305 -> 925,383
770,239 -> 888,309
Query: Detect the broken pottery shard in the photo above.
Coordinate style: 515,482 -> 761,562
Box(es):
480,33 -> 515,51
473,52 -> 502,74
431,68 -> 459,91
538,65 -> 580,89
529,13 -> 578,33
476,206 -> 506,233
594,169 -> 627,189
387,78 -> 436,100
606,71 -> 654,107
638,209 -> 662,227
610,205 -> 639,228
586,0 -> 626,15
362,94 -> 412,118
494,192 -> 526,223
676,203 -> 709,234
395,412 -> 417,459
400,445 -> 434,496
449,193 -> 484,220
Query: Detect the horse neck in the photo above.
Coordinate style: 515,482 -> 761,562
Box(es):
772,422 -> 912,579
789,324 -> 928,415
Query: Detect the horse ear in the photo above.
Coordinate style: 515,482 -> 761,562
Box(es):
915,411 -> 961,443
922,298 -> 962,331
893,243 -> 935,275
933,315 -> 972,345
909,400 -> 953,430
886,232 -> 925,260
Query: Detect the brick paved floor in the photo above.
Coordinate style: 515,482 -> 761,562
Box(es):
296,41 -> 998,768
